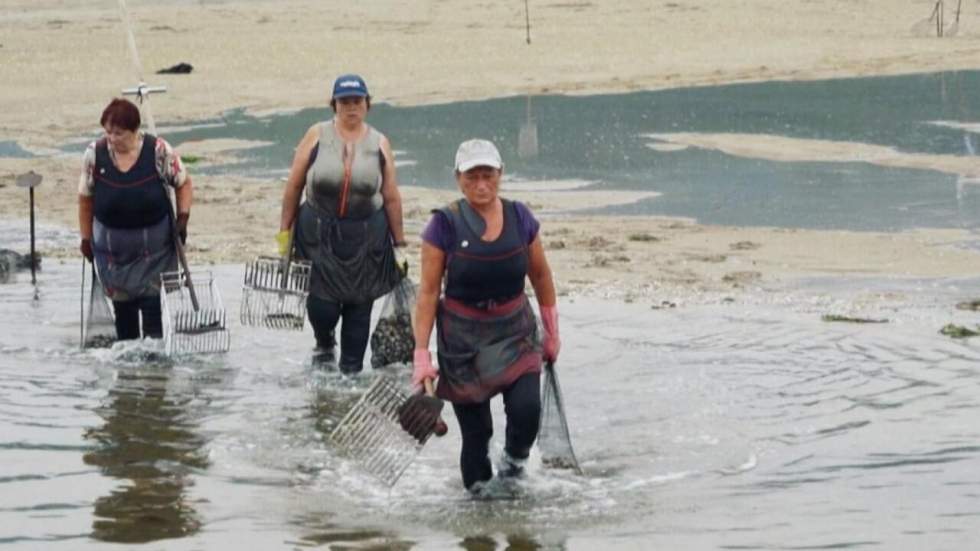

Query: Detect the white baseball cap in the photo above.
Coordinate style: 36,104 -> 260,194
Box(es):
454,139 -> 503,172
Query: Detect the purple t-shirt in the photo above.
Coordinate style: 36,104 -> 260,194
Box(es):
421,200 -> 540,252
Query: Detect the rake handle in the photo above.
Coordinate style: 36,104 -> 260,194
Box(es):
79,259 -> 85,349
173,224 -> 200,311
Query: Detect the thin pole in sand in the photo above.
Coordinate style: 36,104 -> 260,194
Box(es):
116,0 -> 166,134
937,0 -> 944,37
524,0 -> 532,44
115,0 -> 201,314
15,171 -> 42,300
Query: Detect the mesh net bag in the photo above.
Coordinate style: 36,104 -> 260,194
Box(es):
370,276 -> 417,369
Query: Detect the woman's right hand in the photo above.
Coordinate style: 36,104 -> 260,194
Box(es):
411,349 -> 438,394
276,229 -> 291,257
80,238 -> 93,262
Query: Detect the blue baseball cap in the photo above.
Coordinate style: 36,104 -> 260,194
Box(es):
332,74 -> 369,99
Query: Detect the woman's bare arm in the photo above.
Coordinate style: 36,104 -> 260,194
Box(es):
280,124 -> 320,231
526,236 -> 557,307
379,135 -> 405,244
413,242 -> 446,350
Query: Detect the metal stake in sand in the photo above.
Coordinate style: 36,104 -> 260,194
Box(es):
524,0 -> 532,44
117,0 -> 166,135
116,0 -> 229,355
15,171 -> 42,299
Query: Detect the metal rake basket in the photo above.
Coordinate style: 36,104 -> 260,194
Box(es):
329,375 -> 432,487
160,269 -> 230,356
240,256 -> 311,330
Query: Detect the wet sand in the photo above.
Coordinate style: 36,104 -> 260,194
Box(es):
2,153 -> 978,302
4,1 -> 980,146
2,0 -> 980,299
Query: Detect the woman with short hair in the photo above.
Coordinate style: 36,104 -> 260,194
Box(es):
78,97 -> 192,340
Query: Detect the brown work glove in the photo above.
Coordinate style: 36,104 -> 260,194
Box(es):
176,212 -> 189,245
397,394 -> 447,443
80,238 -> 93,262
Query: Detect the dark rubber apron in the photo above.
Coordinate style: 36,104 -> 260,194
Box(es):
90,136 -> 177,302
294,201 -> 399,304
434,199 -> 542,404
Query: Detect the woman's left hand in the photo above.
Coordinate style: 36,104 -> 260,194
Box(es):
541,305 -> 560,362
176,212 -> 189,245
394,241 -> 408,276
411,349 -> 438,393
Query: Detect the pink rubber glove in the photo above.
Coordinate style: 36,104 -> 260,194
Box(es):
541,305 -> 560,362
411,349 -> 438,394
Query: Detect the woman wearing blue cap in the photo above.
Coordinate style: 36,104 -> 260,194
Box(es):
410,138 -> 561,493
279,74 -> 406,372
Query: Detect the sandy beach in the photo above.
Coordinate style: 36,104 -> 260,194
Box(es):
2,0 -> 980,301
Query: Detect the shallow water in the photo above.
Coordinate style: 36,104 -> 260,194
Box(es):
52,70 -> 980,232
2,260 -> 978,549
0,141 -> 32,159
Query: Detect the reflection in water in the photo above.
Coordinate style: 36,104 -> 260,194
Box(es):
82,367 -> 210,543
295,372 -> 573,549
518,95 -> 539,160
941,71 -> 977,225
291,511 -> 391,548
292,378 -> 403,547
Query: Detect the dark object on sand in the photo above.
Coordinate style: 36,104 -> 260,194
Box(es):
821,314 -> 888,324
940,323 -> 980,339
0,249 -> 41,271
955,299 -> 980,312
0,249 -> 41,284
156,62 -> 193,74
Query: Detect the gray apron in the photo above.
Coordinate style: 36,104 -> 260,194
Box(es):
92,216 -> 177,302
436,294 -> 542,404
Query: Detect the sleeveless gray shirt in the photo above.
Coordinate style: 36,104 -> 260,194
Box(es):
305,120 -> 385,219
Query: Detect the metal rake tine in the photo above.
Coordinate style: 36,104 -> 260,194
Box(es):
365,426 -> 411,479
336,403 -> 376,447
374,447 -> 412,484
350,420 -> 385,465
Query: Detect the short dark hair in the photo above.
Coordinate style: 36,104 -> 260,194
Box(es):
330,95 -> 371,113
99,98 -> 141,132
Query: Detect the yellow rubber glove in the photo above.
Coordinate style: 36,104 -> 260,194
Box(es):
394,245 -> 408,277
276,230 -> 291,257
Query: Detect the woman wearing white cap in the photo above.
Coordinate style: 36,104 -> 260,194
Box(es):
411,138 -> 561,492
279,74 -> 407,372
